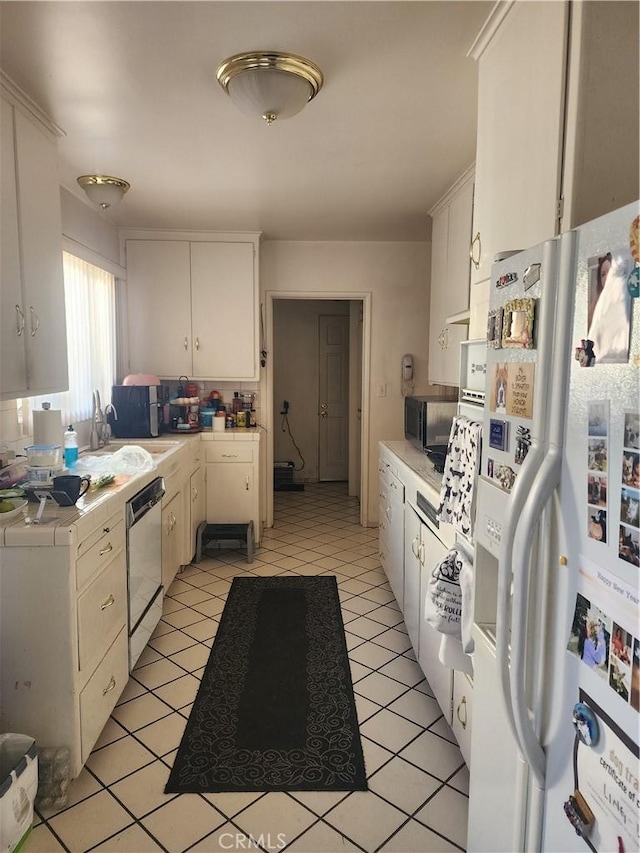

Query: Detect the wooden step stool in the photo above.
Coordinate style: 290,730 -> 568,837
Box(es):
195,521 -> 254,564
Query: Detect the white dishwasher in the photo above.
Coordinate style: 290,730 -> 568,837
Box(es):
126,477 -> 165,670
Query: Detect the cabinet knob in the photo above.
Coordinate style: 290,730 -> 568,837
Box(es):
192,487 -> 198,502
15,305 -> 25,337
456,695 -> 468,729
245,476 -> 250,491
195,337 -> 200,351
183,336 -> 188,350
470,232 -> 481,270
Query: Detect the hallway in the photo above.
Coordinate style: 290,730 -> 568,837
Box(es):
26,483 -> 468,853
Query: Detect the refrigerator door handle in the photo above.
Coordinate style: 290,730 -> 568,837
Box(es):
496,441 -> 544,742
510,451 -> 559,788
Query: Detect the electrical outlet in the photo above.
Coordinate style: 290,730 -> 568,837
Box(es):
281,400 -> 290,414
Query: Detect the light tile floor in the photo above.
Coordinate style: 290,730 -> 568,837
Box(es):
26,483 -> 469,853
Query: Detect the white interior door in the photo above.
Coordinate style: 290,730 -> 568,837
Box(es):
318,315 -> 349,481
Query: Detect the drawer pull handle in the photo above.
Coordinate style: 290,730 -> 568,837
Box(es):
457,695 -> 468,729
15,305 -> 25,336
221,453 -> 239,458
192,488 -> 198,502
99,543 -> 113,556
411,535 -> 420,558
245,476 -> 250,491
101,594 -> 115,611
184,336 -> 188,350
29,306 -> 40,337
103,676 -> 116,696
470,231 -> 481,270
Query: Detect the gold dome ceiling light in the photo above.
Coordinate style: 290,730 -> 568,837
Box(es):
216,51 -> 324,125
77,175 -> 130,209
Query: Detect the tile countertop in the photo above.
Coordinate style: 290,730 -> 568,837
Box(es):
0,429 -> 261,547
381,439 -> 445,500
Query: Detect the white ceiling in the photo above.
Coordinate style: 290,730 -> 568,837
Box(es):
0,1 -> 492,242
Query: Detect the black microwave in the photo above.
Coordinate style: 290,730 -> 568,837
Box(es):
108,385 -> 162,438
404,396 -> 457,453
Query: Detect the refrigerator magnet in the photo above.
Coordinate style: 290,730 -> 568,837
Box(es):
523,263 -> 541,290
575,339 -> 596,367
502,298 -> 536,348
627,264 -> 639,298
572,702 -> 599,746
486,308 -> 504,348
495,271 -> 518,289
489,419 -> 509,451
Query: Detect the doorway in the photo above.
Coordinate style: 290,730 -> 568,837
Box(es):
263,292 -> 371,529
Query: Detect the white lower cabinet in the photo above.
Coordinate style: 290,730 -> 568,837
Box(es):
379,453 -> 405,610
0,507 -> 127,778
204,436 -> 262,544
162,487 -> 184,591
381,441 -> 474,767
451,670 -> 473,768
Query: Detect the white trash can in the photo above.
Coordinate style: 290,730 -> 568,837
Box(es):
0,734 -> 37,853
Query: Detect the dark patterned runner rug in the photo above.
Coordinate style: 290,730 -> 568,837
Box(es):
165,575 -> 368,792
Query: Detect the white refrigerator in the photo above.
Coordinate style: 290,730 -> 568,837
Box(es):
467,201 -> 640,853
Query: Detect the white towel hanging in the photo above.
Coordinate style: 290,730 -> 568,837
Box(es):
437,416 -> 483,538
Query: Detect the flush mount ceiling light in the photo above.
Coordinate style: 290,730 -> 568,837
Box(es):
216,51 -> 323,125
77,175 -> 130,209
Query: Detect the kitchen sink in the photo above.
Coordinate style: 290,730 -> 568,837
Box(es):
106,440 -> 182,455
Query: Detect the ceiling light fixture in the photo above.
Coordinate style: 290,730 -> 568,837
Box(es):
77,175 -> 130,209
216,51 -> 323,125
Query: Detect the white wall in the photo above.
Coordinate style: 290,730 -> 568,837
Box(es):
261,240 -> 453,523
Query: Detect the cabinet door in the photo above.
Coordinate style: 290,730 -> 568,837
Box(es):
470,1 -> 568,285
382,471 -> 404,612
403,506 -> 421,653
190,241 -> 257,380
206,463 -> 255,524
0,99 -> 26,397
162,490 -> 184,591
428,182 -> 470,387
452,670 -> 472,768
126,240 -> 192,377
418,519 -> 453,719
186,464 -> 206,563
428,205 -> 449,386
14,109 -> 68,396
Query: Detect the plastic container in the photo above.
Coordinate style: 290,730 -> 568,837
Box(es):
199,409 -> 214,429
24,445 -> 61,467
0,733 -> 38,853
63,425 -> 79,469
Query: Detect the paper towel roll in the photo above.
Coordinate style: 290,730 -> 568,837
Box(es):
33,408 -> 63,447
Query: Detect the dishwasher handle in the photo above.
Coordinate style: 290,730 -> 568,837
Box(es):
126,478 -> 165,527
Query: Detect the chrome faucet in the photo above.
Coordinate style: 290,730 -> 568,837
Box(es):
90,389 -> 110,449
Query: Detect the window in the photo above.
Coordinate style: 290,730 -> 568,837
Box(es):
29,252 -> 116,424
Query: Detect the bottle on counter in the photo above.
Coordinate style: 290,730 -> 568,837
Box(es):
63,424 -> 79,468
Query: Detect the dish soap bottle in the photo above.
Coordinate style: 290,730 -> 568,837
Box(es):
64,424 -> 79,469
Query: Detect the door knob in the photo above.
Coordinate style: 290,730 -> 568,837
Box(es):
319,411 -> 328,418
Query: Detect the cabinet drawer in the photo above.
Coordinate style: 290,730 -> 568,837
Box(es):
80,626 -> 128,763
77,553 -> 127,675
205,444 -> 254,464
76,519 -> 125,591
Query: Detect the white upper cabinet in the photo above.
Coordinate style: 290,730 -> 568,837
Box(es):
468,1 -> 568,286
125,234 -> 260,381
428,166 -> 474,386
1,86 -> 68,400
468,0 -> 638,291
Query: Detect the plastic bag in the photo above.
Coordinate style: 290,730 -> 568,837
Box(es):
79,445 -> 155,475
